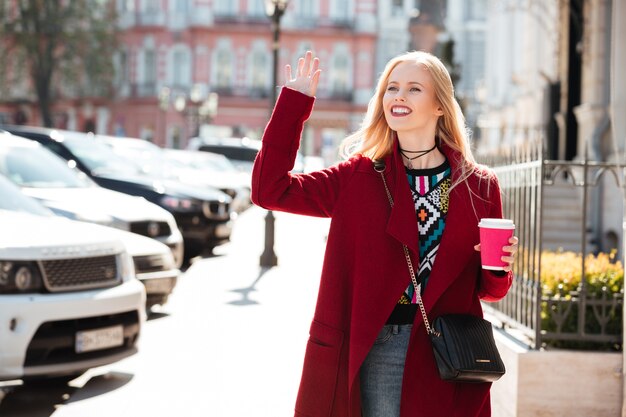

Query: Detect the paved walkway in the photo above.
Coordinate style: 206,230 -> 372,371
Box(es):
46,207 -> 330,417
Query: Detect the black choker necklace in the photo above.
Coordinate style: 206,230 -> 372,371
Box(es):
399,143 -> 437,169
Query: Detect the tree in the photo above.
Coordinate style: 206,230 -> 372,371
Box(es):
0,0 -> 119,127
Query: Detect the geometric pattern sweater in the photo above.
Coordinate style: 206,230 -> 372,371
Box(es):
397,159 -> 451,304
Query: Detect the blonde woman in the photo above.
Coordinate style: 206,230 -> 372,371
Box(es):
251,51 -> 518,417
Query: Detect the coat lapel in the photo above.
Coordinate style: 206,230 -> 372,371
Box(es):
420,144 -> 479,313
383,142 -> 420,256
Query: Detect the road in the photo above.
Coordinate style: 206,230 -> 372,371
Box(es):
0,207 -> 330,417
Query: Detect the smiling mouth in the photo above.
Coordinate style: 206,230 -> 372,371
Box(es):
391,106 -> 412,116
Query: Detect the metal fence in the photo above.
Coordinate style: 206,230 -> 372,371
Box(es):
478,134 -> 624,349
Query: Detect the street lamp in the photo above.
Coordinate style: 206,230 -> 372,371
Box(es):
260,0 -> 289,267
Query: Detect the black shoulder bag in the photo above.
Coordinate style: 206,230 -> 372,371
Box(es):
374,160 -> 505,383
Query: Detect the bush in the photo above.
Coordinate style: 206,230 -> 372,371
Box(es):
540,250 -> 624,350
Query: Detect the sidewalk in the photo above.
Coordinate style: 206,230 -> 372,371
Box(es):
48,206 -> 331,417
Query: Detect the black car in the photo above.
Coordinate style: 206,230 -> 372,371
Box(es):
2,126 -> 234,258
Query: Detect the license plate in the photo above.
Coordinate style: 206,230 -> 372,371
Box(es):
75,325 -> 124,353
144,278 -> 173,294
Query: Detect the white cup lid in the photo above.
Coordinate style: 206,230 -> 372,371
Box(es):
478,218 -> 515,229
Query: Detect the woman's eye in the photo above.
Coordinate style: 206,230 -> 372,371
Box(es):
410,87 -> 421,92
387,86 -> 398,91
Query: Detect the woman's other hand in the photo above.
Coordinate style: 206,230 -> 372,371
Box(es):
284,50 -> 321,97
474,235 -> 519,273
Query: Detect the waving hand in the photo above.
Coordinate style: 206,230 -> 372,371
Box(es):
284,51 -> 321,97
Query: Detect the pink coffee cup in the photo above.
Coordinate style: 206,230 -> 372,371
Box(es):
478,218 -> 515,270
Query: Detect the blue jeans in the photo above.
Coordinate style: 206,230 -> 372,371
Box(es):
360,324 -> 413,417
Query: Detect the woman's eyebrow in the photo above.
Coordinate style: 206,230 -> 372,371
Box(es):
387,80 -> 425,87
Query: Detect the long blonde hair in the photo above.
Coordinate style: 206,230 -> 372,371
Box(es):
340,51 -> 477,191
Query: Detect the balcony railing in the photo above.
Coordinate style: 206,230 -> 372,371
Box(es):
478,133 -> 625,350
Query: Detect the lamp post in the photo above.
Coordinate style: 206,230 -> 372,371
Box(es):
260,0 -> 289,267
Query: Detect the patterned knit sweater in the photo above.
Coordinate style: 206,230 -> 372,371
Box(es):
398,158 -> 451,305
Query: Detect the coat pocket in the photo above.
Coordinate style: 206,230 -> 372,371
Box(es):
295,321 -> 344,417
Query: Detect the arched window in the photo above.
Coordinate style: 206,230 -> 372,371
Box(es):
215,0 -> 238,16
332,50 -> 351,98
250,50 -> 268,92
216,49 -> 233,90
171,46 -> 192,88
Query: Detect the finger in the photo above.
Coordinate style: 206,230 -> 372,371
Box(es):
303,51 -> 312,76
474,244 -> 481,252
284,64 -> 292,83
501,256 -> 515,264
311,57 -> 320,77
502,246 -> 518,254
297,57 -> 305,77
309,69 -> 322,96
509,236 -> 519,244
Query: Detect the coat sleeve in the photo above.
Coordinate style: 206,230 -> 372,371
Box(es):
251,87 -> 357,218
477,173 -> 514,302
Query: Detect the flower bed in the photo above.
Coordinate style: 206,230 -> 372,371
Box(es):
541,250 -> 624,350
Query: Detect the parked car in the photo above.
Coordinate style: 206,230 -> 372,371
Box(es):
0,131 -> 184,268
0,208 -> 145,383
188,136 -> 305,174
163,148 -> 252,213
0,174 -> 179,311
99,135 -> 250,213
1,126 -> 234,257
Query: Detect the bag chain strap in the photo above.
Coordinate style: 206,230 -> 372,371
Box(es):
378,169 -> 440,337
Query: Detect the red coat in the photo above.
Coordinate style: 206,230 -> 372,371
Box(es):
252,87 -> 513,417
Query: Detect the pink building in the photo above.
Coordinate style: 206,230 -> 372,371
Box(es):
1,0 -> 419,162
109,0 -> 380,161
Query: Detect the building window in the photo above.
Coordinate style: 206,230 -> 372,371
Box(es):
117,50 -> 129,85
215,0 -> 237,16
250,50 -> 267,92
216,49 -> 233,89
171,47 -> 191,87
144,49 -> 156,85
332,0 -> 350,21
466,0 -> 486,21
298,0 -> 316,18
248,0 -> 265,17
332,54 -> 350,97
391,0 -> 404,17
142,0 -> 159,13
173,0 -> 188,13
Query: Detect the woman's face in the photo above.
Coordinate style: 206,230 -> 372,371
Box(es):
382,61 -> 443,139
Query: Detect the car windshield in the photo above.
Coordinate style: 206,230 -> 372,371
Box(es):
0,174 -> 52,216
0,145 -> 92,188
164,150 -> 234,172
63,137 -> 143,176
105,141 -> 178,178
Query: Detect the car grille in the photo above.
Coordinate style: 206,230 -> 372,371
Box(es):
129,221 -> 172,238
42,255 -> 121,292
202,201 -> 230,220
24,310 -> 140,367
133,254 -> 169,274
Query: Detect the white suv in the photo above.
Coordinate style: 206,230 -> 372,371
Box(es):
0,210 -> 146,382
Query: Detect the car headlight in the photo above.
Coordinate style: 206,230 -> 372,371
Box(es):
160,196 -> 195,210
118,251 -> 135,282
162,251 -> 176,270
0,261 -> 44,293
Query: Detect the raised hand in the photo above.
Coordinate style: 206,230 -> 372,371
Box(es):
284,51 -> 321,97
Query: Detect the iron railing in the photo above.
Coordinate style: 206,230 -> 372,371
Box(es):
477,133 -> 624,349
